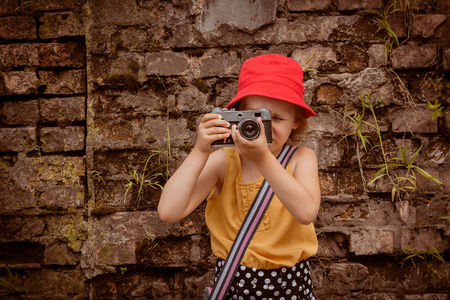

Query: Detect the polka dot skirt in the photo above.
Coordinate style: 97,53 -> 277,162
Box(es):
213,258 -> 315,300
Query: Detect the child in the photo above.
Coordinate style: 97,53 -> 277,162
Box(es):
158,54 -> 320,299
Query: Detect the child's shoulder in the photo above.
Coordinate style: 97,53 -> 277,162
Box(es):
291,146 -> 318,167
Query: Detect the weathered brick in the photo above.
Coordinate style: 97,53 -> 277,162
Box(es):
33,0 -> 85,10
443,47 -> 450,71
39,186 -> 84,208
325,263 -> 369,294
392,44 -> 437,69
288,0 -> 332,11
44,243 -> 80,265
411,15 -> 446,38
0,0 -> 18,16
337,0 -> 380,10
197,0 -> 276,34
41,96 -> 86,123
40,126 -> 85,152
39,70 -> 86,95
350,229 -> 394,255
0,128 -> 36,152
0,44 -> 40,68
39,42 -> 85,68
292,46 -> 337,71
390,107 -> 438,133
0,16 -> 36,40
1,100 -> 39,125
368,44 -> 386,67
401,228 -> 446,253
2,71 -> 40,95
404,294 -> 449,300
145,52 -> 189,76
39,12 -> 84,39
0,216 -> 45,242
0,183 -> 35,212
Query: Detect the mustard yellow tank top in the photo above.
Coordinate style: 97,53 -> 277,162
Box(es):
205,147 -> 318,269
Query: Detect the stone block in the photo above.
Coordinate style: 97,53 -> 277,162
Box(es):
23,268 -> 86,297
325,263 -> 369,294
404,295 -> 449,300
2,71 -> 40,95
390,107 -> 438,133
39,42 -> 85,68
44,243 -> 79,265
40,126 -> 85,152
39,185 -> 84,209
0,216 -> 45,242
40,96 -> 86,123
1,100 -> 39,125
10,156 -> 84,191
194,51 -> 241,77
0,44 -> 40,68
0,183 -> 35,213
288,0 -> 332,11
392,44 -> 437,69
80,211 -> 188,278
176,85 -> 210,112
443,47 -> 450,71
368,44 -> 386,67
39,70 -> 86,95
411,15 -> 446,38
401,228 -> 446,254
145,52 -> 189,76
337,0 -> 380,10
0,128 -> 36,153
39,12 -> 84,39
0,0 -> 17,16
350,229 -> 394,255
197,0 -> 277,34
33,0 -> 85,10
292,46 -> 337,71
0,16 -> 36,40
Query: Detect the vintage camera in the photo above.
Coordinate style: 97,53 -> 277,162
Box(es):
211,107 -> 272,148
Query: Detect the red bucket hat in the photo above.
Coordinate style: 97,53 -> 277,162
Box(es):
227,54 -> 316,118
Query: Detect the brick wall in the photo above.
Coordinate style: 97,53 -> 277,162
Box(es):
0,0 -> 449,298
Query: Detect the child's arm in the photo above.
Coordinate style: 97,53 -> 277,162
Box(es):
158,114 -> 230,222
232,121 -> 320,225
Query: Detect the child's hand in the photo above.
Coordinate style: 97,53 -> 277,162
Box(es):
195,113 -> 231,154
232,117 -> 270,161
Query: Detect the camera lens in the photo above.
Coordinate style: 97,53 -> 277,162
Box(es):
238,119 -> 260,140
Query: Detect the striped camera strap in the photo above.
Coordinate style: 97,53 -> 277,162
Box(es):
206,144 -> 298,300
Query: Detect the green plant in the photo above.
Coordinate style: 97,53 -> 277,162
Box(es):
427,100 -> 446,121
124,150 -> 168,205
145,225 -> 158,251
119,266 -> 127,274
370,2 -> 400,64
403,245 -> 447,288
14,1 -> 34,13
339,91 -> 382,186
301,56 -> 319,74
0,266 -> 27,296
369,144 -> 444,203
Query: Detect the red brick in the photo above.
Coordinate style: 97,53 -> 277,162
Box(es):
1,100 -> 40,125
0,0 -> 18,16
39,42 -> 85,68
0,128 -> 36,152
0,44 -> 40,68
39,12 -> 84,39
39,70 -> 86,95
0,16 -> 36,40
40,126 -> 85,152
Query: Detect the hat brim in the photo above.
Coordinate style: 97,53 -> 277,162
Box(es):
227,81 -> 316,118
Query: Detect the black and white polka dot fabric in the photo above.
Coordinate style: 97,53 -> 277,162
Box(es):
213,259 -> 315,300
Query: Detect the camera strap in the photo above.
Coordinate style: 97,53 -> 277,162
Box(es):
204,144 -> 298,300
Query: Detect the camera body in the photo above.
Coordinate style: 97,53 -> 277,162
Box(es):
211,107 -> 272,148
